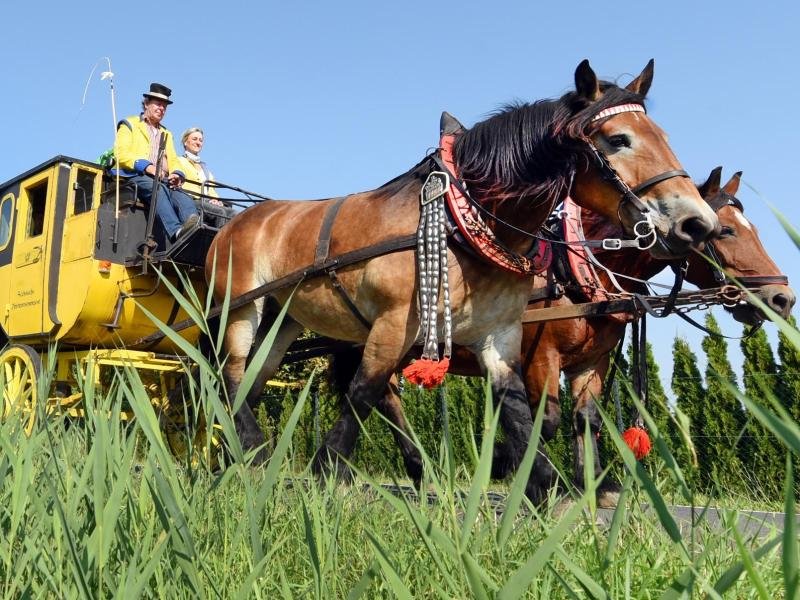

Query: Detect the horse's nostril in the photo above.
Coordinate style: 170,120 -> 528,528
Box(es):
771,294 -> 789,311
770,292 -> 796,315
674,215 -> 716,245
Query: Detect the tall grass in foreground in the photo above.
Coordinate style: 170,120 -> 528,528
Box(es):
1,258 -> 799,598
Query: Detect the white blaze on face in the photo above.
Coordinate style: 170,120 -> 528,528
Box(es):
732,210 -> 753,231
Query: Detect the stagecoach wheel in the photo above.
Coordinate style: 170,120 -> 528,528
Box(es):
162,407 -> 223,470
0,344 -> 42,435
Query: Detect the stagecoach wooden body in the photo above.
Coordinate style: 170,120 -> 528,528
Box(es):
0,155 -> 218,440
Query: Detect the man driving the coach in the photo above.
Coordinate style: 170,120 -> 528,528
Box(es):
112,82 -> 199,242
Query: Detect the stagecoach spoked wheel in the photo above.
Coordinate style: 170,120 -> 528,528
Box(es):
162,408 -> 223,470
0,344 -> 42,435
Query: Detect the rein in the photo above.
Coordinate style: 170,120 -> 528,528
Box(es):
132,232 -> 419,346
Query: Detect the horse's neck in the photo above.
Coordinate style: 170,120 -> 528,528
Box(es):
580,209 -> 665,291
492,198 -> 558,254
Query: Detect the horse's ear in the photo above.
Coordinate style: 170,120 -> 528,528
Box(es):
440,111 -> 465,136
698,166 -> 723,198
574,59 -> 600,101
723,171 -> 742,196
625,59 -> 655,97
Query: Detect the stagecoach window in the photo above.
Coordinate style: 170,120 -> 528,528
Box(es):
25,180 -> 48,237
0,195 -> 12,248
74,169 -> 96,214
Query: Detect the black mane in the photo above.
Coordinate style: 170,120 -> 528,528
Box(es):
453,83 -> 646,210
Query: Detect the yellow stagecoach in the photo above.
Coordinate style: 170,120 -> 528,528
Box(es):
0,155 -> 238,454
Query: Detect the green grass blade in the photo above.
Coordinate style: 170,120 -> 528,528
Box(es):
628,390 -> 691,499
255,371 -> 312,508
365,530 -> 413,600
765,201 -> 800,252
301,497 -> 322,599
597,404 -> 685,552
603,476 -> 630,569
783,454 -> 798,598
556,548 -> 607,599
460,388 -> 502,549
347,560 -> 379,600
461,552 -> 493,600
711,536 -> 781,596
498,490 -> 592,600
732,383 -> 800,455
232,287 -> 295,414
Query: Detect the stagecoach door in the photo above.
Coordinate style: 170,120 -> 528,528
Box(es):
4,168 -> 58,338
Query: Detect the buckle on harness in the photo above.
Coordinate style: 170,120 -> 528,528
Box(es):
633,214 -> 657,250
601,238 -> 623,250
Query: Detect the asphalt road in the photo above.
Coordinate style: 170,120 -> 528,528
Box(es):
375,483 -> 796,538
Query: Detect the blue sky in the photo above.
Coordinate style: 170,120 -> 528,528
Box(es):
2,1 -> 798,395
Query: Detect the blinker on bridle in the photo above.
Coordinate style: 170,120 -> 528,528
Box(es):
587,103 -> 692,250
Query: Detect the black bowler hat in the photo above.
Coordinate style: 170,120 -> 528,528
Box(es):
143,82 -> 173,104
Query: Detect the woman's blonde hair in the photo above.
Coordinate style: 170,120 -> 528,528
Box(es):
181,127 -> 204,146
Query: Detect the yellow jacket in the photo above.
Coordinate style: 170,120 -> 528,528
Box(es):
176,155 -> 219,199
112,114 -> 185,179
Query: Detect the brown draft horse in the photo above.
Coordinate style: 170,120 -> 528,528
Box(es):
207,60 -> 719,503
333,167 -> 794,505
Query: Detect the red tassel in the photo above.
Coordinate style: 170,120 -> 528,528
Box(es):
402,357 -> 450,389
622,426 -> 651,460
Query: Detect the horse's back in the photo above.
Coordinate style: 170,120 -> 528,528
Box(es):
207,188 -> 421,306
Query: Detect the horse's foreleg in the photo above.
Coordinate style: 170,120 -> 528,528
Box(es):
569,354 -> 619,507
475,327 -> 558,505
313,317 -> 414,482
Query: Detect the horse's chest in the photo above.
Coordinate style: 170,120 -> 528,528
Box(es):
449,280 -> 530,341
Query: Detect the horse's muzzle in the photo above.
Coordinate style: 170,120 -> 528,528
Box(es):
728,284 -> 796,324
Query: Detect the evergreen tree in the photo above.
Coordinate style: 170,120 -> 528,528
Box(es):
775,316 -> 800,486
671,337 -> 706,491
701,312 -> 746,495
740,324 -> 783,495
776,316 -> 800,424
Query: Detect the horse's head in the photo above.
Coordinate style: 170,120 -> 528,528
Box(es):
568,60 -> 720,259
686,167 -> 795,324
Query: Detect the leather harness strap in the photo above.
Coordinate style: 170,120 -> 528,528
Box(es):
314,197 -> 373,330
314,196 -> 346,266
133,232 -> 418,346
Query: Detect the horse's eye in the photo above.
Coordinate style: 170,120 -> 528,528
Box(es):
719,226 -> 735,238
607,134 -> 631,148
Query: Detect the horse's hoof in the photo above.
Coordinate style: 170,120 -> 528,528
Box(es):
250,448 -> 269,467
596,488 -> 621,508
312,448 -> 354,484
551,495 -> 576,519
491,444 -> 513,479
404,457 -> 424,484
596,479 -> 622,508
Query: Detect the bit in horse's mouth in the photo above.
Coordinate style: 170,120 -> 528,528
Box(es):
727,303 -> 766,326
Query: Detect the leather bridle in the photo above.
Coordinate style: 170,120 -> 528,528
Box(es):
586,103 -> 691,251
702,190 -> 789,288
